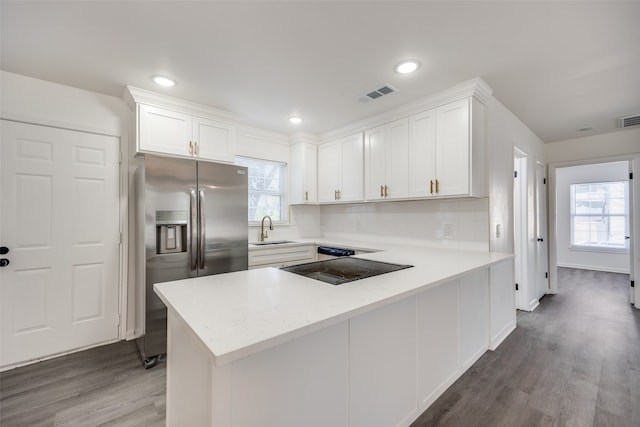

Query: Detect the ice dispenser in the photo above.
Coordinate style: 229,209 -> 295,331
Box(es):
156,210 -> 188,254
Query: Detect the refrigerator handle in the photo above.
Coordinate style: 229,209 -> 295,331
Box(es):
190,189 -> 198,270
198,189 -> 206,270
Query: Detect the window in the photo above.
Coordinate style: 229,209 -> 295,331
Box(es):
235,156 -> 287,223
570,181 -> 628,252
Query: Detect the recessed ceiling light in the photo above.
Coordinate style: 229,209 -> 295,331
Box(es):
152,75 -> 176,87
289,116 -> 303,124
394,59 -> 421,74
578,125 -> 596,132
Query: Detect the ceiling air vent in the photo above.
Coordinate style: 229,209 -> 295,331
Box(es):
619,114 -> 640,128
357,84 -> 398,103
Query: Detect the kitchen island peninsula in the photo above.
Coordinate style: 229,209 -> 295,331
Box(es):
154,243 -> 514,427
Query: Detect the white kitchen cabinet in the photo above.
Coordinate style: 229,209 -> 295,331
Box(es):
408,97 -> 485,198
126,86 -> 239,163
350,297 -> 418,427
364,118 -> 409,200
248,245 -> 315,269
289,142 -> 317,204
317,132 -> 364,203
458,269 -> 489,369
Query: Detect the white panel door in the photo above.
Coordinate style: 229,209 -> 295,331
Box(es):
1,120 -> 120,367
317,141 -> 341,202
385,118 -> 409,199
338,132 -> 364,202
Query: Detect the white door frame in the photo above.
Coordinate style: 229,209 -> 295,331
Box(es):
548,155 -> 638,308
514,148 -> 529,310
535,161 -> 549,298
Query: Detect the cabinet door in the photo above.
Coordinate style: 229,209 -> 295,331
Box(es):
138,104 -> 191,157
193,116 -> 235,163
302,143 -> 317,203
385,118 -> 409,199
317,141 -> 341,202
435,99 -> 470,196
408,109 -> 437,198
338,133 -> 364,202
364,125 -> 386,201
350,297 -> 417,427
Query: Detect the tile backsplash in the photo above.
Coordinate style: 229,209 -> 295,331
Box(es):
251,199 -> 489,251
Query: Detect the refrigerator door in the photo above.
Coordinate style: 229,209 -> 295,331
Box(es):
197,161 -> 248,276
143,155 -> 197,359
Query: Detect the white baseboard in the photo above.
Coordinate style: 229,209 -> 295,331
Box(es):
557,263 -> 629,274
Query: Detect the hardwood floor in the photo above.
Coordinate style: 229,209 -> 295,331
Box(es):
412,267 -> 640,427
1,267 -> 637,426
0,340 -> 165,426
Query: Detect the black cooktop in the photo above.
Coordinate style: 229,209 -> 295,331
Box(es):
280,257 -> 413,285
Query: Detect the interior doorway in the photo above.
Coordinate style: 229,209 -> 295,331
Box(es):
548,158 -> 637,308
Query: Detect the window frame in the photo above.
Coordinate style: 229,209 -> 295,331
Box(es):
235,155 -> 288,225
568,180 -> 629,254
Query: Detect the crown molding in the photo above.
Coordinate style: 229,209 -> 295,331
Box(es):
289,131 -> 321,145
123,85 -> 241,125
236,124 -> 290,145
320,77 -> 494,143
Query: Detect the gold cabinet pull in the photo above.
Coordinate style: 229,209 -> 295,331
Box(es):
334,190 -> 338,200
189,141 -> 193,155
380,185 -> 384,197
430,180 -> 434,194
194,142 -> 199,155
384,185 -> 389,197
436,179 -> 440,194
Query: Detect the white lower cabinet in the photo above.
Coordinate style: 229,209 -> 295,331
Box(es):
165,266 -> 502,427
349,297 -> 418,427
417,281 -> 460,409
248,245 -> 315,269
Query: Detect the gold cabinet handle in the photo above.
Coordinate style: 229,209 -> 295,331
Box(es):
189,141 -> 193,155
430,180 -> 433,194
334,190 -> 338,200
384,185 -> 389,197
436,179 -> 440,194
194,142 -> 199,155
337,190 -> 341,200
305,191 -> 308,201
380,185 -> 384,197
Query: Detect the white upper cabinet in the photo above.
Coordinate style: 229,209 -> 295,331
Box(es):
317,133 -> 364,203
125,86 -> 239,163
364,118 -> 409,200
409,97 -> 485,198
289,142 -> 317,204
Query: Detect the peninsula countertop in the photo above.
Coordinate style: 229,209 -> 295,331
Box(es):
154,241 -> 513,367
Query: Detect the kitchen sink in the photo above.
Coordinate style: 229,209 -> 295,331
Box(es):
251,240 -> 296,246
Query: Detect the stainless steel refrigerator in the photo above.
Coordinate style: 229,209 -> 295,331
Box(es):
137,154 -> 248,367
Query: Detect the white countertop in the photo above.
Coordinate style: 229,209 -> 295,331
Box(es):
154,240 -> 512,367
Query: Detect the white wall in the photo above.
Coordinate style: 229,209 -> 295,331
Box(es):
486,96 -> 546,310
555,162 -> 629,273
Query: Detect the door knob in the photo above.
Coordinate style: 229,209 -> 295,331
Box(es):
0,247 -> 8,255
0,259 -> 9,267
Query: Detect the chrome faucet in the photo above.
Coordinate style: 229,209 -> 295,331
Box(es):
260,215 -> 273,242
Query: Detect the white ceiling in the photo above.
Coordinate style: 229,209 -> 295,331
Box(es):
1,1 -> 639,142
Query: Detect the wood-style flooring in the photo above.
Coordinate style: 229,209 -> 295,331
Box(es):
412,267 -> 640,427
1,267 -> 638,426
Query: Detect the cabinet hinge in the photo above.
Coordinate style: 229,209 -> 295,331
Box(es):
543,178 -> 547,184
514,171 -> 518,178
115,313 -> 121,326
630,172 -> 633,180
632,280 -> 635,288
545,272 -> 549,279
118,232 -> 123,245
515,283 -> 519,291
